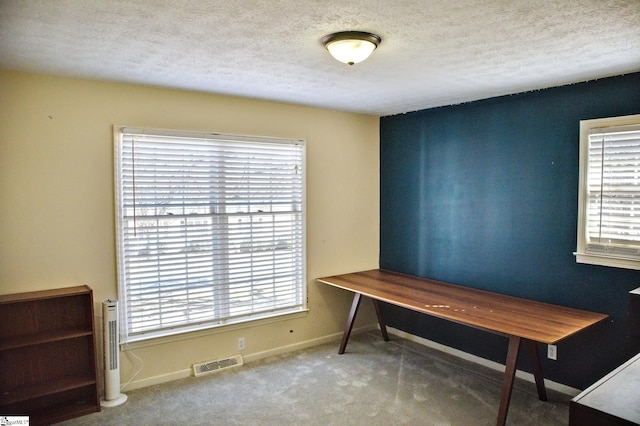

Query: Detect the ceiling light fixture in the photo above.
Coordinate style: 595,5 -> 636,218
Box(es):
321,31 -> 381,65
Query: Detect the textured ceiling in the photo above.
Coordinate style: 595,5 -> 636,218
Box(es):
1,0 -> 639,116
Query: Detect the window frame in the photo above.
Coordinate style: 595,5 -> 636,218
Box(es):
113,126 -> 307,343
575,113 -> 640,270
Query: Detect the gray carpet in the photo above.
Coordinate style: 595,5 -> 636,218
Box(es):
59,332 -> 571,425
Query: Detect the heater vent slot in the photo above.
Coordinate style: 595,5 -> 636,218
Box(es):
193,354 -> 243,377
107,319 -> 118,370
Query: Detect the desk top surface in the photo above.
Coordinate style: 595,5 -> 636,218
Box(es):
317,269 -> 608,344
572,352 -> 640,423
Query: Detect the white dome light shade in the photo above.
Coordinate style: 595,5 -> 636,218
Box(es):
321,31 -> 381,65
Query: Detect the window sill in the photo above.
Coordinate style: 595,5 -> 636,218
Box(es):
574,252 -> 640,271
120,309 -> 309,350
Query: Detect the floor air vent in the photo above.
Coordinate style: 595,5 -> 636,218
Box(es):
193,354 -> 243,377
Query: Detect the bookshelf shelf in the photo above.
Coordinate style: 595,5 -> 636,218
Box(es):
0,286 -> 100,425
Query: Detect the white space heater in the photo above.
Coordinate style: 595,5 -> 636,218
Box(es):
100,300 -> 128,407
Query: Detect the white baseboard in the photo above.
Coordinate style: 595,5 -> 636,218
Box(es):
121,324 -> 377,392
122,323 -> 580,397
123,368 -> 193,392
386,327 -> 581,397
241,324 -> 378,364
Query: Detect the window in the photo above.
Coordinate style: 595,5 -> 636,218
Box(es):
114,126 -> 306,342
575,114 -> 640,270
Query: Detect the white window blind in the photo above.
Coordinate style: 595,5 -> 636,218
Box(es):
114,127 -> 306,341
576,114 -> 640,270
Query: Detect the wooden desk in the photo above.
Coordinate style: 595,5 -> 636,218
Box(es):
317,269 -> 608,426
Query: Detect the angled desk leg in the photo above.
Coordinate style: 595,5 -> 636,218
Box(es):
339,295 -> 390,355
372,299 -> 390,342
339,292 -> 362,354
526,340 -> 548,401
496,337 -> 549,425
497,335 -> 521,426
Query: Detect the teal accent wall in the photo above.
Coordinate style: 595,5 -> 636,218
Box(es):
380,73 -> 640,389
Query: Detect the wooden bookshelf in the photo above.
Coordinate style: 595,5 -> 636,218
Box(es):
0,286 -> 100,425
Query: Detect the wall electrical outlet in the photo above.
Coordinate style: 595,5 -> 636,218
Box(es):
547,344 -> 557,360
238,337 -> 245,351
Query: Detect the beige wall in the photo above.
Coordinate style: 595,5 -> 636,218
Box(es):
0,70 -> 380,389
